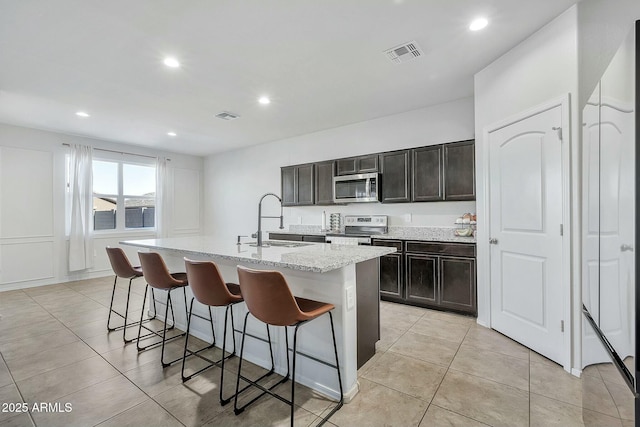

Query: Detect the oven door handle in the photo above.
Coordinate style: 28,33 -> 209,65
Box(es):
365,178 -> 371,198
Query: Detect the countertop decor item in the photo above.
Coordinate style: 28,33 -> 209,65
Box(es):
454,213 -> 476,237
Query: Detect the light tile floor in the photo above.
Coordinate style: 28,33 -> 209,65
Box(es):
0,276 -> 634,426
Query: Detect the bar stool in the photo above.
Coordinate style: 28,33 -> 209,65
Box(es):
136,251 -> 190,367
234,265 -> 343,427
182,258 -> 243,405
105,246 -> 157,342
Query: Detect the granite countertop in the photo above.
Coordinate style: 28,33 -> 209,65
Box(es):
375,227 -> 476,244
121,236 -> 396,273
271,226 -> 476,244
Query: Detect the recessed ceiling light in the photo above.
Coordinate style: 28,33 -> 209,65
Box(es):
469,17 -> 488,31
163,57 -> 180,68
258,96 -> 271,105
76,111 -> 90,117
167,132 -> 177,137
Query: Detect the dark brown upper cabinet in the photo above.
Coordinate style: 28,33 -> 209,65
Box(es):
380,150 -> 410,203
336,154 -> 379,175
314,160 -> 335,205
281,164 -> 315,207
443,140 -> 475,200
411,145 -> 443,202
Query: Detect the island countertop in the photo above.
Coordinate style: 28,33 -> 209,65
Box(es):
120,236 -> 396,273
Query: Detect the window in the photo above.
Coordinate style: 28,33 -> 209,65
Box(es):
92,159 -> 156,231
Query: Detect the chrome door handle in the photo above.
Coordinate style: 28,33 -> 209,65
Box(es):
489,238 -> 498,245
621,244 -> 634,252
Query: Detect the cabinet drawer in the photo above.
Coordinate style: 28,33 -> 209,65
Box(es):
268,233 -> 304,241
302,235 -> 326,243
372,239 -> 403,251
405,241 -> 476,257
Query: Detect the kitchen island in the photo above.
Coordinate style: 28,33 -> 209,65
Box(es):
120,236 -> 396,401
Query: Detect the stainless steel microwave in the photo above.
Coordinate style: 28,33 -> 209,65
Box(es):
333,172 -> 380,203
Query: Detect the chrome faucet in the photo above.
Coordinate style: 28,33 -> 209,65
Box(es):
252,192 -> 284,247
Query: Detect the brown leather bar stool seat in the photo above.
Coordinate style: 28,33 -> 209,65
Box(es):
182,258 -> 244,405
234,265 -> 343,427
105,246 -> 157,342
137,251 -> 191,367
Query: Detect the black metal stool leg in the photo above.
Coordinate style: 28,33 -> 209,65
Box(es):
233,316 -> 290,416
136,285 -> 149,350
219,304 -> 233,405
121,277 -> 133,341
106,276 -> 119,331
150,288 -> 158,319
315,311 -> 344,427
160,291 -> 172,367
137,287 -> 186,359
234,312 -> 251,415
291,324 -> 302,427
181,298 -> 195,381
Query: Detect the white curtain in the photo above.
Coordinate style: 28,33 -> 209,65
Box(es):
68,144 -> 94,271
156,157 -> 170,238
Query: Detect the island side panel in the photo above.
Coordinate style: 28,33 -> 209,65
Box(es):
147,248 -> 358,401
356,257 -> 380,369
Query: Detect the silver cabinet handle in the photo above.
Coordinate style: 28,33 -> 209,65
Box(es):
489,238 -> 498,245
621,244 -> 634,252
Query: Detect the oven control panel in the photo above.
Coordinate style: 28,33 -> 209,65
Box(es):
344,215 -> 387,227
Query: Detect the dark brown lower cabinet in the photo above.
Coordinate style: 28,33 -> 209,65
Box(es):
439,256 -> 476,313
405,254 -> 437,305
375,238 -> 476,315
373,240 -> 403,301
379,253 -> 403,300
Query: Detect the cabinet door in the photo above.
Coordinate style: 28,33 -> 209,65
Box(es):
443,140 -> 475,200
380,150 -> 410,203
358,154 -> 379,173
296,164 -> 315,205
439,256 -> 476,314
405,254 -> 438,306
281,166 -> 296,206
412,146 -> 443,201
379,254 -> 403,301
336,158 -> 357,175
315,161 -> 335,205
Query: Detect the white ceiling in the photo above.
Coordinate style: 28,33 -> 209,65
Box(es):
0,0 -> 578,156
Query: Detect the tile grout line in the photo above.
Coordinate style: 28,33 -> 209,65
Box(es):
10,280 -> 188,427
419,320 -> 483,426
0,351 -> 37,427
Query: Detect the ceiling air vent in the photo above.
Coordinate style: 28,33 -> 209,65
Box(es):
384,41 -> 423,64
215,111 -> 240,121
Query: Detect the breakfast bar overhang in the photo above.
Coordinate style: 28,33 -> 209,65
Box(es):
121,236 -> 396,401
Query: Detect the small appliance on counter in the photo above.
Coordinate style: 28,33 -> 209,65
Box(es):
325,215 -> 387,245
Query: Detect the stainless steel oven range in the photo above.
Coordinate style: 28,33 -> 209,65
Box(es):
325,215 -> 388,245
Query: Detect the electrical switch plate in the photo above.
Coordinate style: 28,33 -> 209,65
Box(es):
346,287 -> 355,310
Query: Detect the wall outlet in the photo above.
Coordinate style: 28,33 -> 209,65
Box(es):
346,286 -> 355,310
403,214 -> 412,223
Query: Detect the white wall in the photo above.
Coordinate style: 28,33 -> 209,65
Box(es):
474,2 -> 640,373
204,97 -> 476,239
474,6 -> 580,364
577,0 -> 640,109
0,123 -> 204,290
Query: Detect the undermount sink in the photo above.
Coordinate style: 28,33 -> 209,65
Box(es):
249,240 -> 313,248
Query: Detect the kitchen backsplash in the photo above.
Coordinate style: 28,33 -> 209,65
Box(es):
284,201 -> 476,228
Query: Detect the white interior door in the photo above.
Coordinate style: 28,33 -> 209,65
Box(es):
488,104 -> 564,364
598,102 -> 635,360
